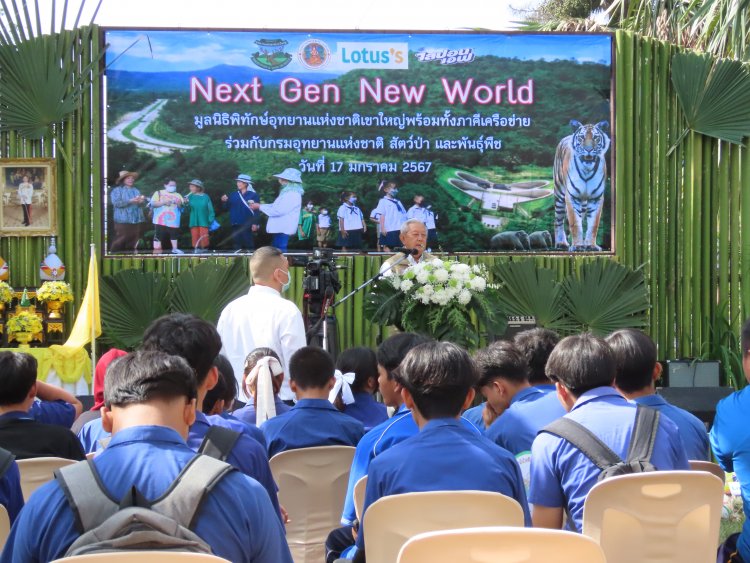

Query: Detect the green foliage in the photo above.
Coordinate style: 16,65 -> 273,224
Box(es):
171,260 -> 249,324
100,270 -> 171,350
100,261 -> 249,349
561,260 -> 650,336
703,300 -> 745,389
671,52 -> 750,147
0,1 -> 104,141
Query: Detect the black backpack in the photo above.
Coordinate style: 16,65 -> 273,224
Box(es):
0,447 -> 15,479
541,404 -> 661,482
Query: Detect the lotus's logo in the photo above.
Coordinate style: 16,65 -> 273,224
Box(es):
251,39 -> 292,71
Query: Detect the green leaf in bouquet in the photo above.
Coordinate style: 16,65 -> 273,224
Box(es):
364,280 -> 404,328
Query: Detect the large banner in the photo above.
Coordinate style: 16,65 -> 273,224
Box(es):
102,29 -> 614,255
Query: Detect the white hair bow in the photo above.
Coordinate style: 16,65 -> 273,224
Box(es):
245,356 -> 283,423
329,370 -> 356,406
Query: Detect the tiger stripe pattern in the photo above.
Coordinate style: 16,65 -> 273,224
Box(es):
553,120 -> 610,251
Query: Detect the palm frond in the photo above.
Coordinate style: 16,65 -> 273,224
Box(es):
100,270 -> 171,350
170,260 -> 250,324
671,51 -> 750,146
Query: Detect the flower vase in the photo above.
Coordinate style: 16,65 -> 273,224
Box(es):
14,331 -> 32,348
46,300 -> 64,319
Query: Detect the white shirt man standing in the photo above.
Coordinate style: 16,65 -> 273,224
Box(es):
217,246 -> 306,402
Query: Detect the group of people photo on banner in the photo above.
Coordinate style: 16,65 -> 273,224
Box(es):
108,167 -> 439,255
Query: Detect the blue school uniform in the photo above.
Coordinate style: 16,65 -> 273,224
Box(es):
0,426 -> 292,563
712,388 -> 750,562
462,402 -> 487,431
340,405 -> 482,526
355,418 -> 531,553
485,387 -> 566,455
634,394 -> 709,461
260,398 -> 365,458
529,386 -> 690,532
28,400 -> 76,428
343,392 -> 388,431
0,460 -> 23,524
233,397 -> 292,426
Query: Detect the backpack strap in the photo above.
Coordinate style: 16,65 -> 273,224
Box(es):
0,447 -> 15,479
151,454 -> 235,530
55,460 -> 120,533
625,405 -> 660,463
541,417 -> 623,471
198,426 -> 240,462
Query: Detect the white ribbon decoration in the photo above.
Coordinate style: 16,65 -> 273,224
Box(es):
245,356 -> 283,423
329,370 -> 356,406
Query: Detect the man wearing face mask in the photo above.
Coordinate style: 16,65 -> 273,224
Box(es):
150,178 -> 185,254
217,246 -> 306,403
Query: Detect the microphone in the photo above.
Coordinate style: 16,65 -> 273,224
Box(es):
393,247 -> 419,256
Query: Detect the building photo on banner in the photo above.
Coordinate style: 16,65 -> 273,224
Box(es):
102,29 -> 614,256
0,158 -> 57,236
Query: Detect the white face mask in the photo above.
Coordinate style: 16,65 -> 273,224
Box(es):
278,268 -> 291,292
165,184 -> 177,193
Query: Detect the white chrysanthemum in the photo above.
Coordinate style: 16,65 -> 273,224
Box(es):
472,265 -> 482,273
400,280 -> 414,292
419,294 -> 431,305
458,289 -> 472,305
469,276 -> 487,291
416,271 -> 430,284
422,284 -> 435,295
433,268 -> 449,282
444,287 -> 458,301
389,276 -> 402,289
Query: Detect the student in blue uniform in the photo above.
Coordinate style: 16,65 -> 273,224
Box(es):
261,346 -> 365,457
0,448 -> 23,525
353,341 -> 531,560
477,341 -> 565,455
232,348 -> 292,426
76,314 -> 282,523
336,191 -> 367,251
27,380 -> 83,427
0,350 -> 292,563
606,329 -> 710,461
529,333 -> 690,533
371,180 -> 407,252
331,347 -> 387,431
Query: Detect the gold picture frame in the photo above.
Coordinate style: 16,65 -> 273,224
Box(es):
0,158 -> 57,236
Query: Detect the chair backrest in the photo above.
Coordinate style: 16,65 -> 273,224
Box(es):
363,491 -> 525,563
353,475 -> 367,521
398,526 -> 607,563
582,470 -> 724,563
689,459 -> 725,482
17,457 -> 77,501
0,504 -> 9,552
269,446 -> 355,563
52,552 -> 230,562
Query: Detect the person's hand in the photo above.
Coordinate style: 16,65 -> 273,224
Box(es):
280,505 -> 290,526
482,402 -> 500,428
221,194 -> 229,202
250,202 -> 261,210
251,224 -> 259,232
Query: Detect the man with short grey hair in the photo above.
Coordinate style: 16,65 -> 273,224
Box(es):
379,219 -> 433,276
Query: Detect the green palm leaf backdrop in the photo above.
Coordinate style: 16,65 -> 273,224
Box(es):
2,29 -> 750,386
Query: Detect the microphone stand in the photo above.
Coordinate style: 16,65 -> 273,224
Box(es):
332,251 -> 412,309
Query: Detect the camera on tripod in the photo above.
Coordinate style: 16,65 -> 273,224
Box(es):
302,247 -> 342,302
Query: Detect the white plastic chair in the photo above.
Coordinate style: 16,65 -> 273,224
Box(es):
0,504 -> 10,552
353,475 -> 367,522
689,459 -> 725,482
363,490 -> 525,563
52,552 -> 230,562
397,526 -> 607,563
582,470 -> 724,563
17,457 -> 77,501
269,446 -> 355,563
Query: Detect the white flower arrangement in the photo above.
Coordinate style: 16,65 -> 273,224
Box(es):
389,259 -> 490,306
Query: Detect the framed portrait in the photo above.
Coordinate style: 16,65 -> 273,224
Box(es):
0,158 -> 57,236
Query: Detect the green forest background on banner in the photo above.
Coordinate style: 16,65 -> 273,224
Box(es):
1,29 -> 748,373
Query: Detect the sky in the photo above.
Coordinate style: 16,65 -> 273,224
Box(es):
30,0 -> 541,32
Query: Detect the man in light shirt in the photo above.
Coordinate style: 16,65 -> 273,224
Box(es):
217,246 -> 306,403
379,219 -> 433,276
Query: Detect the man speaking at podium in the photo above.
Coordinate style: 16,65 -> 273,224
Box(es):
379,219 -> 434,277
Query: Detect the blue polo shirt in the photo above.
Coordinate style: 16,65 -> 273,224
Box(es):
462,402 -> 487,431
343,392 -> 388,431
634,394 -> 709,461
260,398 -> 365,458
207,412 -> 267,449
77,412 -> 281,522
340,406 -> 484,526
28,400 -> 76,428
529,386 -> 690,532
710,386 -> 750,562
233,397 -> 292,426
0,461 -> 23,524
485,387 -> 567,455
355,418 -> 531,553
0,426 -> 292,563
224,189 -> 259,226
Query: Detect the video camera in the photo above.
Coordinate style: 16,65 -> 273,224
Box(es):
302,247 -> 342,306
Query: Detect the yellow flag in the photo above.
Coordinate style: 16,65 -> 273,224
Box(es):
63,251 -> 101,349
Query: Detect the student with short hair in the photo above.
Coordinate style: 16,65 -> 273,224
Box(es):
0,350 -> 292,563
529,333 -> 690,532
203,354 -> 238,417
233,347 -> 291,426
476,341 -> 565,455
0,352 -> 85,461
353,341 -> 531,560
27,379 -> 83,427
331,347 -> 387,431
261,346 -> 365,457
607,328 -> 710,461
